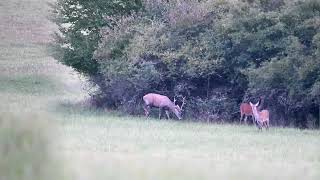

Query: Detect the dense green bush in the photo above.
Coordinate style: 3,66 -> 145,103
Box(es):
245,0 -> 320,127
51,0 -> 320,127
93,0 -> 243,119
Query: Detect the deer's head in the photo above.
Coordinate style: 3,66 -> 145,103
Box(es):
173,96 -> 186,120
249,101 -> 260,120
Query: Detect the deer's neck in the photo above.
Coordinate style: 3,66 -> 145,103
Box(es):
252,107 -> 261,121
167,103 -> 176,111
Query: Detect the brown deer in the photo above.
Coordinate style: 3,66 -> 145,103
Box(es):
249,101 -> 270,130
143,93 -> 185,120
240,103 -> 254,124
240,97 -> 263,125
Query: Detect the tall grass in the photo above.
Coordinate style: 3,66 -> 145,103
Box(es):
0,112 -> 66,180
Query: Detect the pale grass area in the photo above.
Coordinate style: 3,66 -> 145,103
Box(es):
0,0 -> 84,179
0,0 -> 85,94
0,0 -> 57,44
0,0 -> 319,180
57,114 -> 320,180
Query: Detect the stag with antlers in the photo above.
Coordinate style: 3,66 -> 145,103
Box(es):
143,93 -> 186,120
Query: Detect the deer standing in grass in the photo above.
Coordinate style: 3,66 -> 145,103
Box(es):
143,93 -> 185,120
249,101 -> 270,130
240,103 -> 254,124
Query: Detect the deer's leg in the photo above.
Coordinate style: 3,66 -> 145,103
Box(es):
165,110 -> 170,120
240,112 -> 243,123
252,115 -> 256,126
244,115 -> 248,124
143,105 -> 150,117
158,108 -> 162,119
257,120 -> 263,130
266,120 -> 270,130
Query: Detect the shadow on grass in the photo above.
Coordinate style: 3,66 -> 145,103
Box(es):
0,75 -> 60,95
52,99 -> 123,118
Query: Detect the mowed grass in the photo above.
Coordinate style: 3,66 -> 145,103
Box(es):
0,0 -> 319,180
55,107 -> 320,180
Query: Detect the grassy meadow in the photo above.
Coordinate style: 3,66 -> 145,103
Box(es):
0,0 -> 319,180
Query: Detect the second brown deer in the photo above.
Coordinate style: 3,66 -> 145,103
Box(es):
143,93 -> 186,120
240,103 -> 254,124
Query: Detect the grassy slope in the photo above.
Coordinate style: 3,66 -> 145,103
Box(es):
0,0 -> 85,111
0,0 -> 319,180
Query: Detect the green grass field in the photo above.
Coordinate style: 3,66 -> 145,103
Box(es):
0,0 -> 319,180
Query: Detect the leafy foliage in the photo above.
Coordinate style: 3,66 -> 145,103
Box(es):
50,0 -> 143,75
245,0 -> 320,127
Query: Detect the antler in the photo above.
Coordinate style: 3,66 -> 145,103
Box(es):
180,96 -> 186,110
173,96 -> 177,105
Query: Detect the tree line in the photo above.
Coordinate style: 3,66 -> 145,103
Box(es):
50,0 -> 320,128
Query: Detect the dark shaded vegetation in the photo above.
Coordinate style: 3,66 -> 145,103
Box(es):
51,0 -> 320,128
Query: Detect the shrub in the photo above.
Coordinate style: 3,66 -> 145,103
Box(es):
93,0 -> 246,119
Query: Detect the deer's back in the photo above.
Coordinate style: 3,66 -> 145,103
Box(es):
143,93 -> 172,107
240,103 -> 253,114
259,110 -> 269,121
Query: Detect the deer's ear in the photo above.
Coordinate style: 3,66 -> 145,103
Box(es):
249,102 -> 254,106
255,101 -> 260,107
